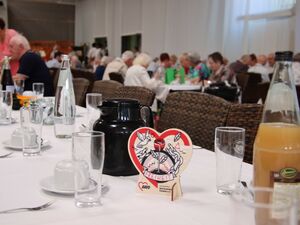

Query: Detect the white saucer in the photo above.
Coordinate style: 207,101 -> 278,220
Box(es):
2,139 -> 50,150
40,176 -> 99,195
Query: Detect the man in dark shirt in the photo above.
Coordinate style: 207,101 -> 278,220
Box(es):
9,34 -> 54,96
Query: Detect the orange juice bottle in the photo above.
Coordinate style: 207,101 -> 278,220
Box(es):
254,51 -> 300,192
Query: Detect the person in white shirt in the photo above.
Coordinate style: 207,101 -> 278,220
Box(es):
124,53 -> 169,103
266,53 -> 275,74
293,53 -> 300,85
46,51 -> 62,68
102,50 -> 134,80
248,54 -> 269,82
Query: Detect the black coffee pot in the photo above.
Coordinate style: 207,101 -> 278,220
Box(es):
93,99 -> 153,176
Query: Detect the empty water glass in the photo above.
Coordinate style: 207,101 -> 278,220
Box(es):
33,83 -> 44,99
215,127 -> 245,195
0,90 -> 12,125
21,104 -> 43,156
230,187 -> 298,225
86,93 -> 102,129
72,131 -> 105,208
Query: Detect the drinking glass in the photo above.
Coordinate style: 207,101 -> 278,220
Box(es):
72,131 -> 105,208
20,104 -> 43,156
0,90 -> 12,125
32,83 -> 44,99
85,93 -> 102,130
230,187 -> 298,225
215,127 -> 245,195
40,97 -> 55,125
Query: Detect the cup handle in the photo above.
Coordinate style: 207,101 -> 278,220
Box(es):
140,105 -> 153,128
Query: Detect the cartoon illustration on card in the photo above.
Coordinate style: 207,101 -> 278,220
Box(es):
128,127 -> 193,200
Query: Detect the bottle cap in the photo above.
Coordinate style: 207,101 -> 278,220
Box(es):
275,51 -> 293,62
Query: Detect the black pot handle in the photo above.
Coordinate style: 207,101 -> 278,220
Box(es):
140,105 -> 154,128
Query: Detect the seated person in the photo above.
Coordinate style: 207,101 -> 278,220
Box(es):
124,53 -> 169,103
293,53 -> 300,85
156,53 -> 176,84
95,56 -> 113,80
228,54 -> 250,82
248,55 -> 269,82
249,53 -> 257,67
9,34 -> 54,96
187,52 -> 210,84
266,53 -> 275,74
103,50 -> 134,80
207,52 -> 229,83
46,51 -> 62,68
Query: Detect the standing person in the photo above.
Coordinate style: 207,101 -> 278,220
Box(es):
9,34 -> 54,96
0,18 -> 19,76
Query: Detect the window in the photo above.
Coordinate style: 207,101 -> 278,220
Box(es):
121,33 -> 141,53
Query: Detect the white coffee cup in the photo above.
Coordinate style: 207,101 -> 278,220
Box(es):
11,127 -> 37,147
54,160 -> 90,191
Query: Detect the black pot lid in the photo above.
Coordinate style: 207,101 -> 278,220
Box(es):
100,98 -> 140,108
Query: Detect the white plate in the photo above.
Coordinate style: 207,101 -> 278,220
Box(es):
40,176 -> 100,195
2,139 -> 50,150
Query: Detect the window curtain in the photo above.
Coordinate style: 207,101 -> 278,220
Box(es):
223,0 -> 296,61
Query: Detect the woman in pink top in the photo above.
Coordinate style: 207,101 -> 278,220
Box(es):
0,18 -> 18,76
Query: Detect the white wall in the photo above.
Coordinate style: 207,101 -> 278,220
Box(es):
0,0 -> 8,25
75,0 -> 225,58
75,0 -> 297,59
295,0 -> 300,52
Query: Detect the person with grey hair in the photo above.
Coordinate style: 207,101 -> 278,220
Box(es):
248,54 -> 269,82
187,52 -> 210,84
228,54 -> 250,82
293,52 -> 300,85
102,50 -> 134,80
125,53 -> 169,103
9,34 -> 53,96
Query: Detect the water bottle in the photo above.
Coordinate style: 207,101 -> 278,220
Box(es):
54,55 -> 76,138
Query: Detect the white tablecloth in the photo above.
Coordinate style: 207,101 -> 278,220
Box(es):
167,84 -> 201,91
0,107 -> 252,225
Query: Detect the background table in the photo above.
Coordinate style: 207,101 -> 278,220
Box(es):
0,107 -> 252,225
167,84 -> 202,92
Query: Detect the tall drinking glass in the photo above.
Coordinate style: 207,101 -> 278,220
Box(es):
33,83 -> 44,99
230,187 -> 298,225
215,127 -> 245,195
86,93 -> 102,130
72,131 -> 105,208
0,90 -> 12,125
21,104 -> 43,156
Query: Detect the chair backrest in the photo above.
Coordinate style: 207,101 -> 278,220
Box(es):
226,103 -> 263,164
49,68 -> 59,93
109,72 -> 124,84
71,69 -> 95,93
258,82 -> 270,104
157,92 -> 231,150
92,80 -> 123,100
296,85 -> 300,108
113,86 -> 156,106
236,72 -> 262,103
73,78 -> 90,106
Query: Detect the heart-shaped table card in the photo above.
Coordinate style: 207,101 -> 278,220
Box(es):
128,127 -> 193,200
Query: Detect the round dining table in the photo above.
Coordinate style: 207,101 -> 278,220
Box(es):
0,106 -> 252,225
167,84 -> 202,92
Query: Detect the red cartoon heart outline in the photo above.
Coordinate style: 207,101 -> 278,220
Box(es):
128,127 -> 192,188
